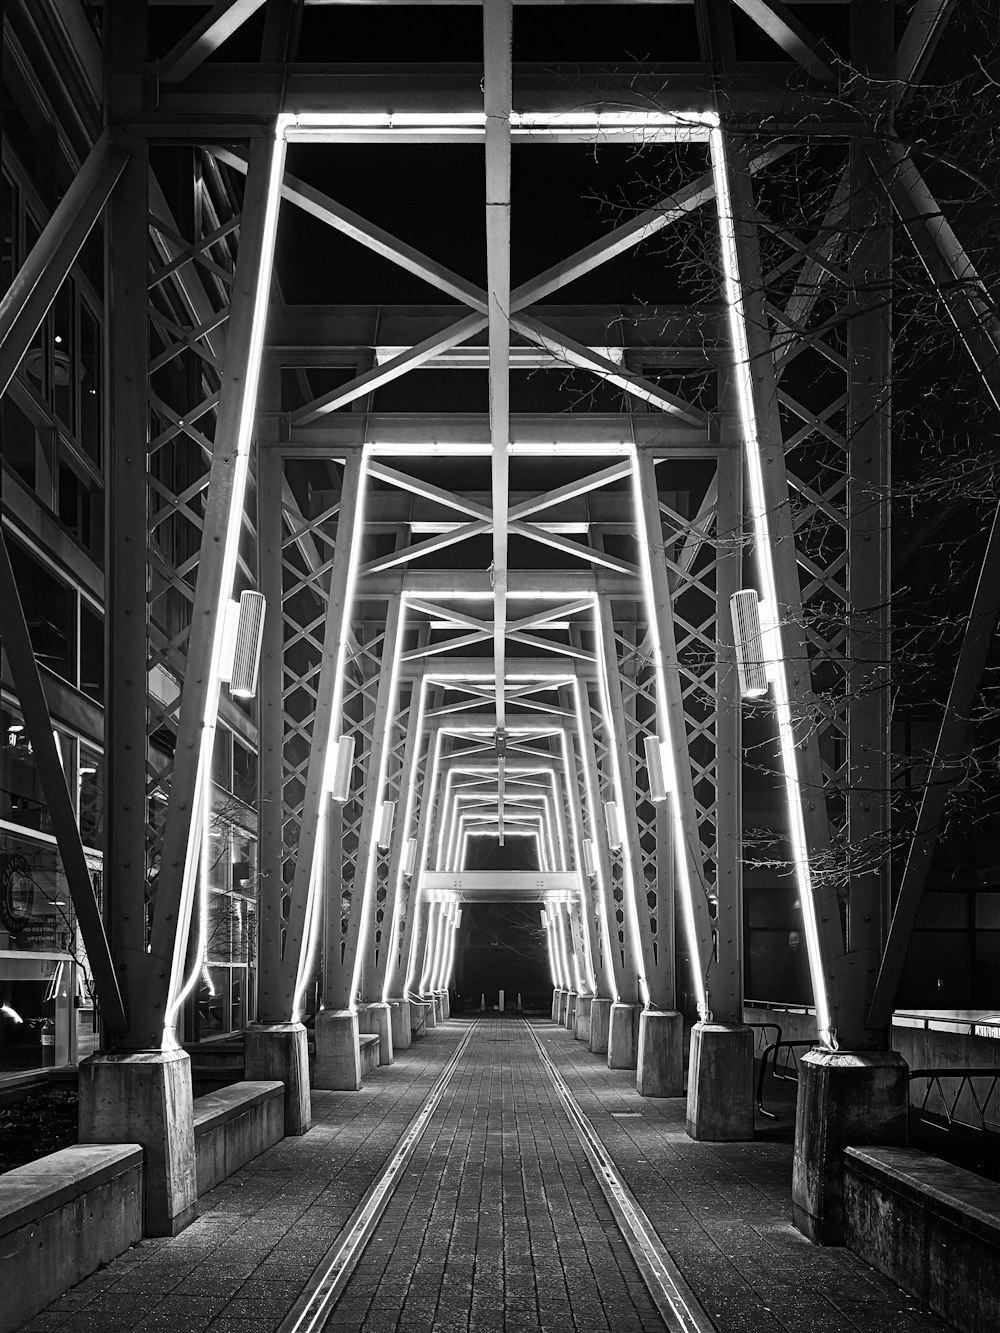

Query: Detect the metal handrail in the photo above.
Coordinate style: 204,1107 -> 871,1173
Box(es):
909,1067 -> 1000,1135
755,1040 -> 815,1119
745,1021 -> 782,1055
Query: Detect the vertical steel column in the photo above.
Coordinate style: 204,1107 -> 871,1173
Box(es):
633,452 -> 714,1012
844,1 -> 894,1047
284,453 -> 365,1010
573,673 -> 634,1001
558,723 -> 608,996
255,437 -> 287,1022
595,596 -> 660,1006
338,595 -> 403,1006
104,81 -> 157,1047
709,444 -> 744,1023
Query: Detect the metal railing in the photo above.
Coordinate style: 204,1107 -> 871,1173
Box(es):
909,1068 -> 1000,1135
755,1039 -> 815,1119
746,1021 -> 782,1056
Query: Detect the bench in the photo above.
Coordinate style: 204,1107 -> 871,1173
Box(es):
844,1145 -> 1000,1333
359,1033 -> 380,1078
0,1144 -> 143,1333
193,1080 -> 284,1194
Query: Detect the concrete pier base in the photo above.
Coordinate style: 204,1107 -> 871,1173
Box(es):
551,989 -> 564,1022
686,1022 -> 754,1141
564,991 -> 579,1030
608,1002 -> 639,1069
423,995 -> 438,1028
245,1021 -> 312,1135
636,1009 -> 684,1098
557,990 -> 570,1026
575,995 -> 593,1044
78,1047 -> 196,1237
313,1009 -> 362,1091
359,1001 -> 394,1066
792,1047 -> 909,1245
387,997 -> 412,1051
440,990 -> 451,1020
432,993 -> 444,1023
589,997 -> 612,1054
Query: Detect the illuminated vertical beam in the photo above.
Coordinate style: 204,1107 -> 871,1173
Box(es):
572,675 -> 631,1001
402,731 -> 443,994
593,598 -> 653,1008
288,452 -> 368,1015
159,132 -> 287,1036
632,451 -> 713,1017
559,724 -> 603,995
711,125 -> 843,1043
347,597 -> 407,1005
379,673 -> 427,1001
542,907 -> 560,989
483,0 -> 512,755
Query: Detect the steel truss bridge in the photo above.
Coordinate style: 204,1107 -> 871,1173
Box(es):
2,0 -> 998,1086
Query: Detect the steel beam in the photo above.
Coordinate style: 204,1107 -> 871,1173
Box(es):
0,131 -> 129,399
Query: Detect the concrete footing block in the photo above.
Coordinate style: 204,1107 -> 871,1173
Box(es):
557,990 -> 570,1026
792,1047 -> 909,1245
312,1009 -> 362,1091
686,1022 -> 754,1141
359,1001 -> 394,1066
432,993 -> 444,1023
78,1046 -> 196,1237
575,995 -> 593,1043
589,998 -> 612,1054
551,989 -> 564,1022
424,995 -> 438,1028
636,1009 -> 684,1097
387,997 -> 412,1051
564,991 -> 579,1030
441,990 -> 451,1020
608,1002 -> 639,1069
245,1021 -> 312,1135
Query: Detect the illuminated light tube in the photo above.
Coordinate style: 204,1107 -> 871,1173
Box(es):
730,589 -> 770,698
710,122 -> 833,1044
603,801 -> 623,851
582,838 -> 597,878
377,800 -> 396,850
329,734 -> 356,802
403,836 -> 418,877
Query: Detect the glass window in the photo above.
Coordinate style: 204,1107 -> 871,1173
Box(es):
79,747 -> 103,849
79,605 -> 104,705
57,455 -> 103,556
232,739 -> 257,807
0,705 -> 52,835
1,172 -> 17,294
51,280 -> 74,430
78,302 -> 101,464
2,397 -> 51,495
212,726 -> 232,792
6,541 -> 75,685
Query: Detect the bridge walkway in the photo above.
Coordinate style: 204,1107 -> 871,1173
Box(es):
23,1016 -> 952,1333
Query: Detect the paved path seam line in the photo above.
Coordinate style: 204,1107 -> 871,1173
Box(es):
525,1019 -> 719,1333
276,1019 -> 480,1333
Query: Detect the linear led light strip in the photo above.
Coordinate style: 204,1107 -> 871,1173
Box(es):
165,126 -> 288,1029
590,596 -> 650,1008
559,728 -> 599,995
630,453 -> 708,1021
404,730 -> 443,996
571,679 -> 620,999
525,1021 -> 716,1333
278,1019 -> 480,1333
382,676 -> 428,1001
282,110 -> 714,134
709,125 -> 832,1044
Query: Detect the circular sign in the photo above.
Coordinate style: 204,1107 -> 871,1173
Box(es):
0,855 -> 34,934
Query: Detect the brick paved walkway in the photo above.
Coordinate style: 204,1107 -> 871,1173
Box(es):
22,1015 -> 955,1333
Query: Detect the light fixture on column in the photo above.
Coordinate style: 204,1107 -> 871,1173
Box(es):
218,591 -> 267,697
327,734 -> 355,802
642,734 -> 675,802
581,837 -> 597,877
403,836 -> 418,876
603,801 -> 622,851
377,799 -> 396,850
730,589 -> 777,698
